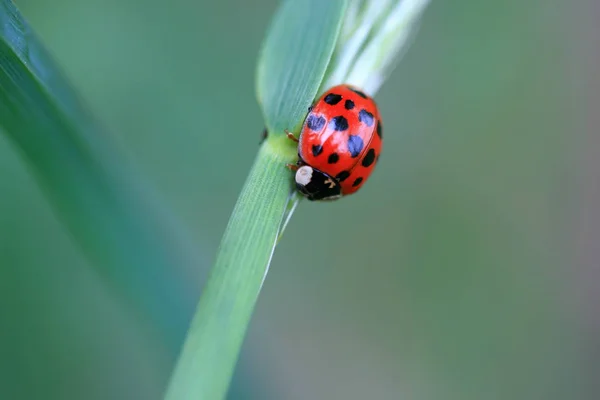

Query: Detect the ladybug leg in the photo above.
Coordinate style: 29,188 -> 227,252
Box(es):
284,129 -> 299,143
286,157 -> 303,171
259,127 -> 268,144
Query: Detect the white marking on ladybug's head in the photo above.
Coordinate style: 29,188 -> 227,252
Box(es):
295,165 -> 313,186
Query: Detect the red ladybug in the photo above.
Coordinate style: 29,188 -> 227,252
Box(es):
286,84 -> 383,201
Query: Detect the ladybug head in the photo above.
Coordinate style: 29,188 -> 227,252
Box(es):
295,165 -> 342,201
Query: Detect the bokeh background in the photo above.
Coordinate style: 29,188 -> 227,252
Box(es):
1,0 -> 597,399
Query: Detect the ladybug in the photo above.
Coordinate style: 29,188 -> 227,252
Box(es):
286,84 -> 383,201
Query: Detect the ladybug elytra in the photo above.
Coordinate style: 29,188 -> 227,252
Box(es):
286,84 -> 383,201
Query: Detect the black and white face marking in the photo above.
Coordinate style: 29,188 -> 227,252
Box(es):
295,166 -> 342,201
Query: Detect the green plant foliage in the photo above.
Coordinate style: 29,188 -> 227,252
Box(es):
0,0 -> 202,345
166,0 -> 432,398
256,0 -> 347,135
164,135 -> 298,400
165,0 -> 349,395
0,0 -> 432,398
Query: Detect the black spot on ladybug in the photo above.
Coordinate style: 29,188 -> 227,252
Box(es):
308,105 -> 313,112
359,109 -> 374,127
336,170 -> 350,182
312,144 -> 323,157
348,87 -> 368,98
347,135 -> 364,158
324,93 -> 342,105
328,153 -> 339,164
352,177 -> 363,187
330,116 -> 349,131
306,114 -> 326,131
376,120 -> 383,138
362,148 -> 376,167
344,99 -> 355,110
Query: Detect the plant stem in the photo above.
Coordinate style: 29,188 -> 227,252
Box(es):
164,134 -> 296,400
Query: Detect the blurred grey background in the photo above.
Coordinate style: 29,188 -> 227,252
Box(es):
1,0 -> 597,399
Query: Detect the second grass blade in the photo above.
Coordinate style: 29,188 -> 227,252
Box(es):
0,0 -> 202,347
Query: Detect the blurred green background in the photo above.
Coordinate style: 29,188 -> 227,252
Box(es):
1,0 -> 596,399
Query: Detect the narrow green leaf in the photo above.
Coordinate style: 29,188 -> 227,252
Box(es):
166,0 -> 432,398
343,0 -> 431,94
166,1 -> 349,397
321,0 -> 431,96
164,136 -> 297,400
256,0 -> 347,134
0,0 -> 202,346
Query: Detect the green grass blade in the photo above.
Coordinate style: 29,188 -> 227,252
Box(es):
166,0 -> 431,398
343,0 -> 431,94
0,0 -> 202,346
256,0 -> 348,135
321,0 -> 431,96
165,136 -> 297,400
165,1 -> 348,398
